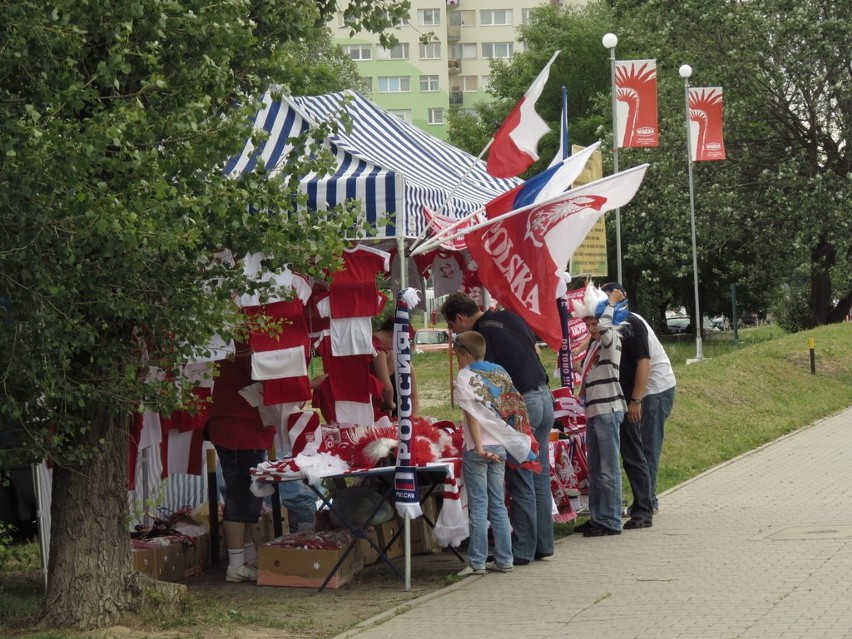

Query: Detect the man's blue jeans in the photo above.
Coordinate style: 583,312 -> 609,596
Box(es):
640,386 -> 675,510
586,410 -> 624,531
462,445 -> 512,570
506,386 -> 555,561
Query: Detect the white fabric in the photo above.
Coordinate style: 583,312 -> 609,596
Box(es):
453,367 -> 533,463
250,346 -> 308,380
334,400 -> 375,427
634,313 -> 677,394
329,316 -> 373,356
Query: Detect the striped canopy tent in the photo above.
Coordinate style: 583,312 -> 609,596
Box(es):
223,89 -> 521,239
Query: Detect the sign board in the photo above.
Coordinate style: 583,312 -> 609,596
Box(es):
568,146 -> 607,277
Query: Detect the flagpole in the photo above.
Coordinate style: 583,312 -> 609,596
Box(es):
680,64 -> 704,363
602,33 -> 623,283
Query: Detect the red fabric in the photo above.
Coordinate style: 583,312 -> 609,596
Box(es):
688,87 -> 726,161
615,60 -> 659,148
328,245 -> 389,318
205,344 -> 275,450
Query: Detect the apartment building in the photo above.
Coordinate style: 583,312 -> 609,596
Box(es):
332,0 -> 583,140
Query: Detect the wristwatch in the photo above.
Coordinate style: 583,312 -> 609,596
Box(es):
630,398 -> 643,405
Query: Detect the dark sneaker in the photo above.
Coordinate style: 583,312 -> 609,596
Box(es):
534,552 -> 553,560
623,518 -> 653,530
573,519 -> 599,534
583,524 -> 622,537
512,557 -> 530,566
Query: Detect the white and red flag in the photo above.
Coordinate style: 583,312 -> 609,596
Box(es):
615,59 -> 659,148
688,87 -> 726,161
422,207 -> 484,251
466,164 -> 649,350
486,50 -> 560,178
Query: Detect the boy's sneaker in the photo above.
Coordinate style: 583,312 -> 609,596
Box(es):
486,562 -> 513,573
457,565 -> 486,577
226,563 -> 258,582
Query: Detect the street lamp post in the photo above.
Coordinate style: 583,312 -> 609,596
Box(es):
679,64 -> 704,362
602,32 -> 622,284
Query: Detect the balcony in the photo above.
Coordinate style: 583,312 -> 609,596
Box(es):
447,24 -> 461,42
449,91 -> 464,105
448,58 -> 461,74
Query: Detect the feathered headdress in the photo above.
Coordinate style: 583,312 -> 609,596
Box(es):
571,282 -> 629,325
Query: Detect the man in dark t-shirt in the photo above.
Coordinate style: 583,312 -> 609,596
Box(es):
441,293 -> 555,564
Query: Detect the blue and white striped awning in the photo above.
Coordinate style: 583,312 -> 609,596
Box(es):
225,90 -> 520,239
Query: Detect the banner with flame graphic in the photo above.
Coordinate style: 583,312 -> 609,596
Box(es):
688,87 -> 726,161
615,59 -> 659,148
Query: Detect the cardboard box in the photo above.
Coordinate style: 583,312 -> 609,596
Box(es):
132,542 -> 185,582
410,496 -> 443,554
376,518 -> 404,560
356,526 -> 381,566
183,532 -> 210,577
256,541 -> 357,588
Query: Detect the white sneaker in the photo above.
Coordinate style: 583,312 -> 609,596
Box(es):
485,562 -> 513,573
226,563 -> 257,582
457,565 -> 486,577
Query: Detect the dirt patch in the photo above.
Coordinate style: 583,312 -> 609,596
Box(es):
93,553 -> 463,639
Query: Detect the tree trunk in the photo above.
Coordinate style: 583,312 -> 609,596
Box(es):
808,235 -> 836,327
38,408 -> 186,629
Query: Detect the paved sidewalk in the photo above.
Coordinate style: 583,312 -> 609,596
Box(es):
338,407 -> 852,639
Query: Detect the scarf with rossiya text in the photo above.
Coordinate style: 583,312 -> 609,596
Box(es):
393,288 -> 423,520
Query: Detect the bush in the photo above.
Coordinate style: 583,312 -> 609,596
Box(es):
770,283 -> 814,333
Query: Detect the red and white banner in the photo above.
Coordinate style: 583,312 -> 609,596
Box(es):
688,87 -> 726,161
466,164 -> 649,351
422,207 -> 484,251
487,50 -> 560,178
615,59 -> 659,148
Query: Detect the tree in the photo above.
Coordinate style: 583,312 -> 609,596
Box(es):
0,0 -> 410,630
618,0 -> 851,328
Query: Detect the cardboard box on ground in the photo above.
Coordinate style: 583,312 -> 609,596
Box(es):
257,494 -> 442,589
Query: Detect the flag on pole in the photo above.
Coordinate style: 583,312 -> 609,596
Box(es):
393,288 -> 423,520
466,165 -> 650,350
547,86 -> 570,168
615,60 -> 659,148
486,51 -> 560,178
486,142 -> 601,218
422,207 -> 485,251
688,88 -> 726,161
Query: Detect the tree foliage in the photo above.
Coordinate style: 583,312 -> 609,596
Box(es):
0,0 -> 409,629
452,0 -> 850,329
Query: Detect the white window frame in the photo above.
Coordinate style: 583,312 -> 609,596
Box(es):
521,8 -> 534,25
377,76 -> 411,93
359,76 -> 373,93
451,43 -> 477,60
342,44 -> 372,61
457,10 -> 475,26
481,42 -> 513,59
388,109 -> 412,123
420,75 -> 440,92
419,41 -> 442,60
418,8 -> 441,27
458,75 -> 478,92
427,108 -> 445,125
377,43 -> 409,60
480,9 -> 513,26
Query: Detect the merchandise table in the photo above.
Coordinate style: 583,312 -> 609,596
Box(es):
254,461 -> 461,592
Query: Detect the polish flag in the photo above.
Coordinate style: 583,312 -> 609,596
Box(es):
466,165 -> 649,350
486,51 -> 560,178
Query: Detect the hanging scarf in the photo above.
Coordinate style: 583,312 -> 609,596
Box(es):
556,296 -> 574,390
393,288 -> 423,520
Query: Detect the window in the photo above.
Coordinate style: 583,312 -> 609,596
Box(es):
420,75 -> 440,92
377,76 -> 411,93
450,43 -> 477,59
419,41 -> 442,60
480,9 -> 512,26
482,75 -> 492,90
418,8 -> 441,26
342,44 -> 371,61
377,43 -> 409,60
458,75 -> 478,92
359,76 -> 373,93
382,10 -> 405,27
458,108 -> 479,119
457,10 -> 475,26
388,109 -> 412,123
428,108 -> 445,125
481,42 -> 513,59
522,8 -> 535,24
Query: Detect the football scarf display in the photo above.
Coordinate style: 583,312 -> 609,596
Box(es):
393,288 -> 423,520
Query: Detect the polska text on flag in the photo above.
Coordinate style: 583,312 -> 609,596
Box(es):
466,165 -> 650,351
486,51 -> 560,179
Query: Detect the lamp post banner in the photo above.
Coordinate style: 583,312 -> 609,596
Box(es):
688,87 -> 726,161
615,59 -> 659,148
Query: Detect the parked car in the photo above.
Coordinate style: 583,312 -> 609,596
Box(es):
666,315 -> 716,334
412,328 -> 451,353
711,315 -> 731,330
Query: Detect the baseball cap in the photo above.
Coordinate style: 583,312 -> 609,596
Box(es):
600,282 -> 627,296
